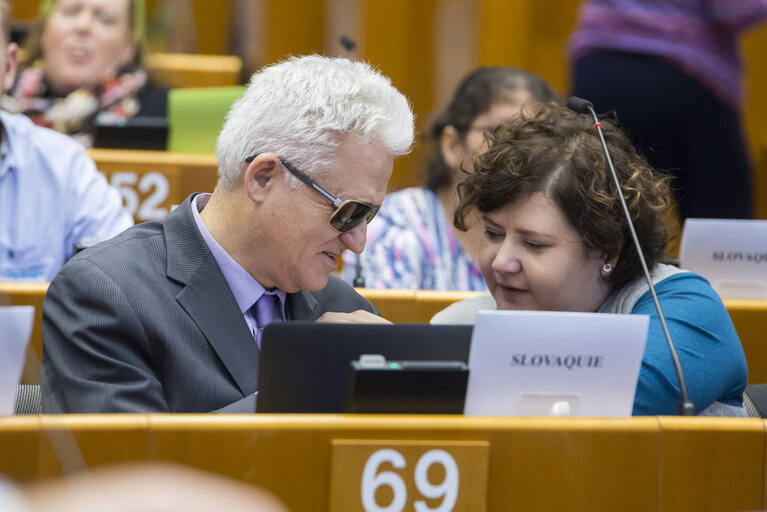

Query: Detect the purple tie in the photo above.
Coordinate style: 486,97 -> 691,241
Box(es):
254,293 -> 280,348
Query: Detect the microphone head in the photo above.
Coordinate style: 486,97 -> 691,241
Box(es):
340,35 -> 357,52
567,96 -> 594,115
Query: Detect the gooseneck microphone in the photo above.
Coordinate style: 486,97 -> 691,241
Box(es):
567,96 -> 696,416
340,35 -> 357,60
353,254 -> 365,288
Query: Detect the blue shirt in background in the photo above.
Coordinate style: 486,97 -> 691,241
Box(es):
0,110 -> 133,282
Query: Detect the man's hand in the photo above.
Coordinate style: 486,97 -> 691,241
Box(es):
317,310 -> 392,324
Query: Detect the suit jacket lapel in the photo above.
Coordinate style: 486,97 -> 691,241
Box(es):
287,290 -> 320,320
165,194 -> 260,396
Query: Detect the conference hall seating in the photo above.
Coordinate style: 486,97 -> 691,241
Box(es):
4,283 -> 767,386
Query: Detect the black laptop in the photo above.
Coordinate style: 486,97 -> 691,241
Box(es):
255,323 -> 473,413
93,116 -> 169,151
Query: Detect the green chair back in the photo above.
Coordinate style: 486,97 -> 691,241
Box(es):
167,85 -> 246,153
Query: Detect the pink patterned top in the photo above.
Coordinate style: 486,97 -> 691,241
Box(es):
341,187 -> 487,291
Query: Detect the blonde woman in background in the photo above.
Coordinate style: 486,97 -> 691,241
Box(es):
10,0 -> 167,146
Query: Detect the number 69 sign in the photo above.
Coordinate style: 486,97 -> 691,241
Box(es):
329,440 -> 489,512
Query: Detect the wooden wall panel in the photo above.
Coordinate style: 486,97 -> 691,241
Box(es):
742,26 -> 767,219
363,0 -> 439,191
265,0 -> 325,62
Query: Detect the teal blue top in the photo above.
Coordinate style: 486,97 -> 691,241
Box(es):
431,266 -> 748,416
630,272 -> 747,415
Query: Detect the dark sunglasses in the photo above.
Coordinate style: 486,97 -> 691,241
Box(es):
244,153 -> 381,233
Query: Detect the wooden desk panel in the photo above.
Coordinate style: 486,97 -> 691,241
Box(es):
0,415 -> 764,512
87,149 -> 219,224
0,416 -> 40,481
357,289 -> 482,324
483,417 -> 660,511
658,417 -> 766,511
724,299 -> 767,385
146,53 -> 242,88
37,415 -> 151,478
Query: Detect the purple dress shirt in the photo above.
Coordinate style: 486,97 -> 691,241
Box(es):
191,194 -> 286,339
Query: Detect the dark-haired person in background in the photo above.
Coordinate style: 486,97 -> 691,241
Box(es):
9,0 -> 166,147
343,66 -> 559,290
570,0 -> 767,220
0,0 -> 132,282
431,102 -> 747,416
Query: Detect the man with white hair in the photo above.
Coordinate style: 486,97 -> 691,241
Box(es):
41,55 -> 415,413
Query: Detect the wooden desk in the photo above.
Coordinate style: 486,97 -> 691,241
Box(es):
357,288 -> 482,324
723,298 -> 767,384
7,283 -> 767,386
145,53 -> 243,88
87,149 -> 218,224
0,415 -> 763,512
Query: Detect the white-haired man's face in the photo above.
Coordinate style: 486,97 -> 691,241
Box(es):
244,136 -> 393,293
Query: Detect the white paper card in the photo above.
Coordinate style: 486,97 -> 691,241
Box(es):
464,310 -> 648,417
680,218 -> 767,299
0,306 -> 34,415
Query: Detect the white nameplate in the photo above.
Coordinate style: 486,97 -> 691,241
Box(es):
464,310 -> 648,417
0,306 -> 34,415
680,218 -> 767,299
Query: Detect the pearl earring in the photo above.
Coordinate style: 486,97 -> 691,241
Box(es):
602,263 -> 613,273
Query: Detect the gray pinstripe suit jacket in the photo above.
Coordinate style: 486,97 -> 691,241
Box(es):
41,194 -> 376,413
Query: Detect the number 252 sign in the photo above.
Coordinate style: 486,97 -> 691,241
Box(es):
329,440 -> 488,512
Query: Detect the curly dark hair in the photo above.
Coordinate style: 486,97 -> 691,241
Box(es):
426,66 -> 560,192
454,101 -> 672,289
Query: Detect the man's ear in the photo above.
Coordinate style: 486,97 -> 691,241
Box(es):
440,125 -> 465,172
243,153 -> 281,204
3,43 -> 17,93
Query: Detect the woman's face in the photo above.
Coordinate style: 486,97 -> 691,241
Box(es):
41,0 -> 135,94
463,91 -> 535,158
441,91 -> 537,177
479,191 -> 612,312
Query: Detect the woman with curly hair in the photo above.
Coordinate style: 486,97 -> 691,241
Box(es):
432,101 -> 747,416
342,66 -> 559,290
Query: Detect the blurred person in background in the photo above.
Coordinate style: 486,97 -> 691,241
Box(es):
343,66 -> 559,291
431,102 -> 747,416
9,0 -> 167,147
570,0 -> 767,220
0,0 -> 132,282
0,463 -> 289,512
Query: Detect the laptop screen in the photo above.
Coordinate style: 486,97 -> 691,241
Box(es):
93,116 -> 169,151
256,323 -> 472,413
